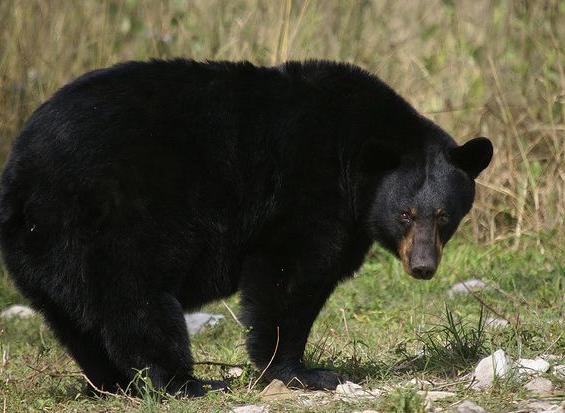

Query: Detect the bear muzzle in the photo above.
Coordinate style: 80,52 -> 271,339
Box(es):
398,221 -> 443,280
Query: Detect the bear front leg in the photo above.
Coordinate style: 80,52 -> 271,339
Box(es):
240,258 -> 343,390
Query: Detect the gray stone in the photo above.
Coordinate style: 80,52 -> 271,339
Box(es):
227,367 -> 244,378
259,379 -> 294,401
472,349 -> 510,389
0,304 -> 36,319
334,381 -> 380,400
553,364 -> 565,378
524,376 -> 554,395
184,312 -> 224,335
456,400 -> 487,413
485,317 -> 509,328
417,390 -> 456,401
407,377 -> 433,390
448,279 -> 487,297
522,400 -> 564,413
298,391 -> 331,407
516,357 -> 550,376
231,405 -> 268,413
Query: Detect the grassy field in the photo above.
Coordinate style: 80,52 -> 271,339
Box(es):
1,239 -> 563,412
0,0 -> 563,412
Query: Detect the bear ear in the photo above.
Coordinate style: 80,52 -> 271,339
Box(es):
359,141 -> 401,174
448,137 -> 493,179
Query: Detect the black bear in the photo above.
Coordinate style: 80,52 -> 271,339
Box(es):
0,60 -> 492,395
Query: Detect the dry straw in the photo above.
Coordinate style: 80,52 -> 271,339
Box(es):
0,0 -> 562,246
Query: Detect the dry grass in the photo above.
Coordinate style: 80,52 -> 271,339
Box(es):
0,0 -> 563,245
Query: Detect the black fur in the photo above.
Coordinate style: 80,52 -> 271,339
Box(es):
0,59 -> 492,394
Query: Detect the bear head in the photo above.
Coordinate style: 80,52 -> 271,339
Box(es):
366,137 -> 493,280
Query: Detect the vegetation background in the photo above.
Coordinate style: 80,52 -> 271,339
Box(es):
0,1 -> 563,412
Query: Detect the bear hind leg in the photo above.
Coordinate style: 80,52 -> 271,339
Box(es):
40,302 -> 129,394
100,292 -> 225,397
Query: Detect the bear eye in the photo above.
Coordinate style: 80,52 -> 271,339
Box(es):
437,211 -> 449,225
399,211 -> 412,224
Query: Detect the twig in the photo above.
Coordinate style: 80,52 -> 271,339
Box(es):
393,353 -> 425,371
26,365 -> 139,405
193,361 -> 245,368
222,300 -> 244,328
80,374 -> 140,405
433,377 -> 472,390
542,332 -> 563,355
341,308 -> 351,341
464,285 -> 510,324
249,326 -> 279,392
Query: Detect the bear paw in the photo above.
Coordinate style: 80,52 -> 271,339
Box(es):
270,367 -> 346,390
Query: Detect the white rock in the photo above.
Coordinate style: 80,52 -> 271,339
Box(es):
0,304 -> 36,319
523,400 -> 564,413
298,391 -> 331,407
259,379 -> 293,401
485,317 -> 509,328
184,312 -> 224,335
407,377 -> 433,390
524,377 -> 554,395
227,367 -> 244,378
539,405 -> 564,413
472,349 -> 510,389
448,279 -> 487,297
516,357 -> 550,376
553,364 -> 565,378
417,390 -> 456,401
334,381 -> 380,399
231,405 -> 268,413
335,380 -> 364,396
456,400 -> 487,413
541,354 -> 562,361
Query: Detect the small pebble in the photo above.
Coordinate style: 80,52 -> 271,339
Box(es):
407,377 -> 433,390
231,405 -> 268,413
298,391 -> 331,407
259,379 -> 294,401
522,400 -> 564,413
447,279 -> 487,297
524,377 -> 554,395
417,390 -> 456,401
553,365 -> 565,379
184,312 -> 224,335
485,317 -> 509,328
0,304 -> 36,319
516,357 -> 550,376
456,400 -> 487,413
226,367 -> 244,378
334,381 -> 380,399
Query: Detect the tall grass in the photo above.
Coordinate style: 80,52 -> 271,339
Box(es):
0,0 -> 563,245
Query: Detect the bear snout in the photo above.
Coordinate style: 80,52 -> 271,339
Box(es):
409,260 -> 437,280
398,221 -> 443,280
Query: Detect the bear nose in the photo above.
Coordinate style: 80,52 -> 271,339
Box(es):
410,265 -> 436,280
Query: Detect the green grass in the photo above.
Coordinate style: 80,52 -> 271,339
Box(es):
1,236 -> 563,412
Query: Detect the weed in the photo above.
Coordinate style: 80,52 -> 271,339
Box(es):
416,305 -> 488,375
379,387 -> 426,413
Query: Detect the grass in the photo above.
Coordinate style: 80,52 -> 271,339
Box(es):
1,237 -> 563,412
0,0 -> 564,412
413,305 -> 488,375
